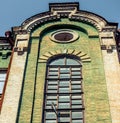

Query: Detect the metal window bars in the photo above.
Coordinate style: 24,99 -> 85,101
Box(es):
42,57 -> 84,123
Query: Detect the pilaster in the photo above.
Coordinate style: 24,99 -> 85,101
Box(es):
0,33 -> 30,123
100,30 -> 120,123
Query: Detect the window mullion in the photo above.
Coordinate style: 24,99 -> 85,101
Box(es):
43,56 -> 84,123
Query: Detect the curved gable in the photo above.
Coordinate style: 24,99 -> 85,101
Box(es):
17,2 -> 117,33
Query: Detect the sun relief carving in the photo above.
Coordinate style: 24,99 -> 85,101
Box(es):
39,49 -> 91,63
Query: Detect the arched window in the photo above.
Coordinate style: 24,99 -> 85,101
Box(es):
42,55 -> 84,123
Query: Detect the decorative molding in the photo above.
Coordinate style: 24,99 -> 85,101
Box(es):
0,45 -> 12,50
20,3 -> 114,33
13,29 -> 28,35
49,29 -> 79,43
49,2 -> 79,11
11,2 -> 117,38
102,28 -> 116,32
21,12 -> 52,27
101,45 -> 116,53
0,52 -> 12,59
38,49 -> 91,63
27,15 -> 60,32
14,47 -> 28,55
69,13 -> 103,32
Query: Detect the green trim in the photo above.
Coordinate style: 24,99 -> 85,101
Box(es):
18,38 -> 40,123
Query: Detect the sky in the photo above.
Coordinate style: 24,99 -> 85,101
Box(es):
0,0 -> 120,36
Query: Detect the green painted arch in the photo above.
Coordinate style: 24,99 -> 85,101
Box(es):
38,23 -> 88,38
31,19 -> 99,37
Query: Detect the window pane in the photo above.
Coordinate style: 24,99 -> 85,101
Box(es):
46,100 -> 57,105
72,104 -> 83,108
47,85 -> 57,89
60,68 -> 70,73
0,82 -> 4,94
58,102 -> 70,109
72,85 -> 81,89
59,87 -> 69,93
46,112 -> 56,119
0,73 -> 6,81
47,96 -> 57,100
71,89 -> 82,93
72,100 -> 82,105
59,95 -> 70,102
59,117 -> 70,122
66,58 -> 80,65
72,71 -> 80,75
48,75 -> 58,79
0,73 -> 6,94
72,68 -> 81,70
72,95 -> 82,99
49,72 -> 58,75
59,81 -> 69,86
48,80 -> 58,85
71,75 -> 81,79
72,111 -> 83,119
50,58 -> 64,65
60,74 -> 70,79
71,81 -> 81,85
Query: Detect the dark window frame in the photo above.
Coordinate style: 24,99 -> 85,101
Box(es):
42,55 -> 85,123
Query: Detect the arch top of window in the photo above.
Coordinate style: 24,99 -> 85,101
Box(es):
47,55 -> 81,66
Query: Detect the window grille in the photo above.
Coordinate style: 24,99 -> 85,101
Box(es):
42,56 -> 84,123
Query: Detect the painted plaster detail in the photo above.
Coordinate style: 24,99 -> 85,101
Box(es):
18,3 -> 114,33
39,49 -> 91,63
14,34 -> 30,55
100,32 -> 117,53
49,29 -> 79,43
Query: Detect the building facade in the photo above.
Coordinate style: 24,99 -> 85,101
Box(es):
0,2 -> 120,123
